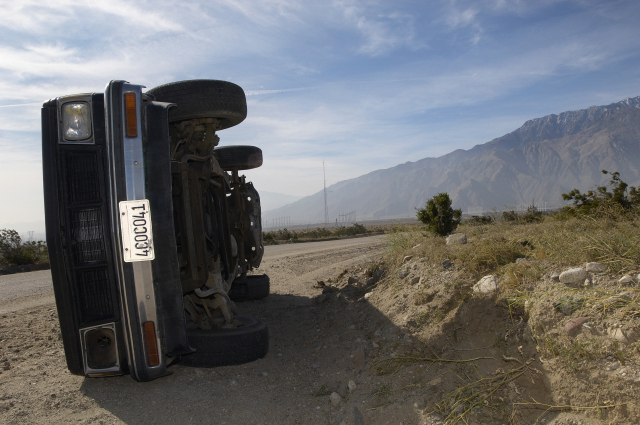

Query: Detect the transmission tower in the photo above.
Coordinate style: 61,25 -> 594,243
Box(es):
323,160 -> 329,224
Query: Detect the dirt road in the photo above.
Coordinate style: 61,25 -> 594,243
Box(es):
0,235 -> 423,425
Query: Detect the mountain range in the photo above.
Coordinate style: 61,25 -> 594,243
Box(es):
263,96 -> 640,223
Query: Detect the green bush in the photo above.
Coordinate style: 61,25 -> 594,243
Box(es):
335,223 -> 367,236
562,170 -> 640,216
0,229 -> 48,267
501,206 -> 544,224
464,215 -> 494,226
416,193 -> 462,236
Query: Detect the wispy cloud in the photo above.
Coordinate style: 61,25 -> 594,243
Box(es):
0,0 -> 183,34
334,0 -> 422,56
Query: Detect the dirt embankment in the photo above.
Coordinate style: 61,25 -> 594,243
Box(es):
0,235 -> 638,424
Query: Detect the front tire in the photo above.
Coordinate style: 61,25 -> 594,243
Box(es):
181,315 -> 269,367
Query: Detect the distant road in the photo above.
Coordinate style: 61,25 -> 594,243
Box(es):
0,234 -> 387,313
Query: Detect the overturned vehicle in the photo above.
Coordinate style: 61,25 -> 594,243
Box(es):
41,79 -> 270,381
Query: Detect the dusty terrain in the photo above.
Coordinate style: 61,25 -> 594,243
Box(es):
0,234 -> 638,424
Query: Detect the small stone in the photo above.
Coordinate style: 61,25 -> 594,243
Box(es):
229,379 -> 238,386
606,361 -> 620,371
402,255 -> 413,263
515,258 -> 527,263
550,272 -> 560,282
410,276 -> 420,285
330,392 -> 342,406
565,317 -> 588,336
352,348 -> 365,366
348,380 -> 357,393
261,372 -> 268,377
349,324 -> 356,330
559,268 -> 589,284
372,342 -> 379,348
364,292 -> 372,300
441,259 -> 451,269
609,328 -> 630,343
427,377 -> 442,387
353,406 -> 369,425
473,275 -> 498,294
446,233 -> 467,245
372,269 -> 384,281
585,262 -> 607,273
584,278 -> 592,287
619,275 -> 634,285
398,269 -> 410,279
348,276 -> 360,284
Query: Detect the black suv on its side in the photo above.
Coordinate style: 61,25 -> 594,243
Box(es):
42,79 -> 270,381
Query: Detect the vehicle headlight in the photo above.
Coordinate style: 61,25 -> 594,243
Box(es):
62,102 -> 92,141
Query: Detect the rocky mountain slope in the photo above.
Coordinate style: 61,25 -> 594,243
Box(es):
263,97 -> 640,222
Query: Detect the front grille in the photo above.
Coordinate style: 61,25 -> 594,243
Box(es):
75,267 -> 116,325
65,151 -> 100,204
70,208 -> 106,264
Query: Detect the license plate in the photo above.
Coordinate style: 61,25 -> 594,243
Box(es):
119,199 -> 155,262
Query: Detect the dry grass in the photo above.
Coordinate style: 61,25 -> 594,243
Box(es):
387,214 -> 640,280
379,212 -> 640,423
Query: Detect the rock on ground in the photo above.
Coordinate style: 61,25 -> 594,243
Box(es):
559,268 -> 589,284
446,233 -> 467,245
585,262 -> 607,273
473,275 -> 498,294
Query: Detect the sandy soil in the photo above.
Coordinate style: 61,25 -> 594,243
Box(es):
0,235 -> 637,424
0,236 -> 395,425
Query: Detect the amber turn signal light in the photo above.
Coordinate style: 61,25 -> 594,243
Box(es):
143,321 -> 160,367
124,92 -> 138,138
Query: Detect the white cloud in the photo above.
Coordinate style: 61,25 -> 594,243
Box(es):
334,0 -> 421,56
0,0 -> 183,34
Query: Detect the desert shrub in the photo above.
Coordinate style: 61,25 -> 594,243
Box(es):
0,229 -> 48,267
263,232 -> 275,242
334,223 -> 367,236
501,206 -> 544,224
416,193 -> 462,236
464,215 -> 494,226
561,170 -> 640,216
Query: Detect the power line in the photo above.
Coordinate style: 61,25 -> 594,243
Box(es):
323,160 -> 329,225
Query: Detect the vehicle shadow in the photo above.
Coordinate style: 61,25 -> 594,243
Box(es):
80,284 -> 564,425
79,291 -> 400,424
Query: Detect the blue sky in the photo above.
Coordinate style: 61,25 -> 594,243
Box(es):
1,0 -> 640,230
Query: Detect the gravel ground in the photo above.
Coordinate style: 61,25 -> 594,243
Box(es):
0,235 -> 403,425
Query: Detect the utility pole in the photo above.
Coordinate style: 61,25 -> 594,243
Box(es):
323,160 -> 329,225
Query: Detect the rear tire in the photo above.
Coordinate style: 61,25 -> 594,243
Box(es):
213,145 -> 263,171
228,274 -> 270,301
146,79 -> 247,130
181,315 -> 268,367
